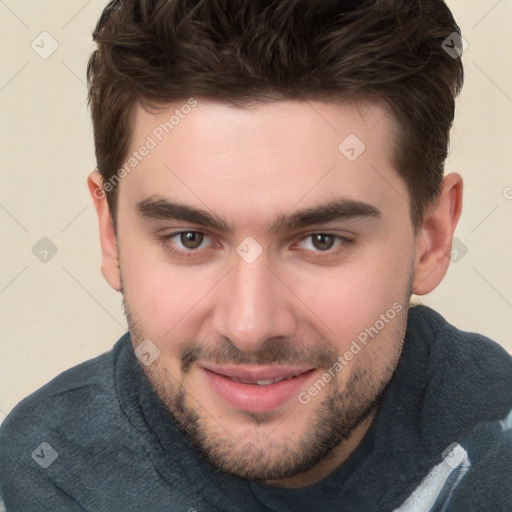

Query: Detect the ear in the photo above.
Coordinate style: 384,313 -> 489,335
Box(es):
87,171 -> 121,292
412,173 -> 463,295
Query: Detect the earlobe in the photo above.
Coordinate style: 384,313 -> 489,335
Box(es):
87,171 -> 122,292
412,173 -> 463,295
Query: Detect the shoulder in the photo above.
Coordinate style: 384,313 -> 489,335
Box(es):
408,304 -> 512,444
0,336 -> 131,476
409,302 -> 505,348
409,303 -> 512,384
0,334 -> 141,510
1,338 -> 122,441
442,408 -> 512,511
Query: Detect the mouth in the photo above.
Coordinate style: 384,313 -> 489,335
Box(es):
199,363 -> 317,414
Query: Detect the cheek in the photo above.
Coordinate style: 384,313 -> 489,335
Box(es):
120,240 -> 219,336
285,243 -> 411,348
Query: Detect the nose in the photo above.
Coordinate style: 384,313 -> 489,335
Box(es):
212,253 -> 297,353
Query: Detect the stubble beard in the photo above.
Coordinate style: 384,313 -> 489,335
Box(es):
124,304 -> 408,482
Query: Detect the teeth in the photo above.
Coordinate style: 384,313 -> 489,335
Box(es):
256,379 -> 278,386
256,375 -> 295,385
227,374 -> 301,385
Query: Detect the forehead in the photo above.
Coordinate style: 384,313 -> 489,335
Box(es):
119,98 -> 408,228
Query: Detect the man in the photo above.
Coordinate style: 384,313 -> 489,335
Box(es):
1,0 -> 511,510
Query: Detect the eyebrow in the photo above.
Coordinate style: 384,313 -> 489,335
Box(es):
136,196 -> 381,233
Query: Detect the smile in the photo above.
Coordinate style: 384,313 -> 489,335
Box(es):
199,363 -> 317,414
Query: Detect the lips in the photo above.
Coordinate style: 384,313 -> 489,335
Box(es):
201,362 -> 313,384
200,363 -> 316,413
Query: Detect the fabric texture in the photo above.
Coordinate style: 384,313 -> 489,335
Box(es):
1,304 -> 511,511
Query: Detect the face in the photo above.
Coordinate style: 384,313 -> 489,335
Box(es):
112,98 -> 417,486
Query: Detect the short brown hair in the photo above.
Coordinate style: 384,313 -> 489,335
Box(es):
87,0 -> 464,232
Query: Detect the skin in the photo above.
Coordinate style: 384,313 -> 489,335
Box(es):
88,98 -> 463,488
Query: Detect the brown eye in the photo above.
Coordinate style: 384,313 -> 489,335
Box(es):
180,231 -> 204,249
311,234 -> 336,251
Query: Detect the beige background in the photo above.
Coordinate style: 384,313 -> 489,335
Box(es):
1,0 -> 511,418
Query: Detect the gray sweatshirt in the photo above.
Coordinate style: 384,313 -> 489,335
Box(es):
1,305 -> 511,511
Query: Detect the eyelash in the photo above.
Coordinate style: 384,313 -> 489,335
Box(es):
157,231 -> 353,261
